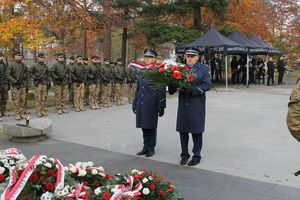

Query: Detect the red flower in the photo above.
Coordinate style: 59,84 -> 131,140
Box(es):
172,71 -> 181,80
183,65 -> 190,71
148,64 -> 156,70
25,196 -> 32,200
44,182 -> 55,191
133,174 -> 141,179
146,172 -> 153,177
159,63 -> 166,68
140,168 -> 146,172
188,75 -> 195,82
103,192 -> 111,200
40,176 -> 45,182
93,181 -> 101,187
104,175 -> 113,180
170,65 -> 179,71
170,185 -> 175,192
166,180 -> 171,185
150,183 -> 156,190
29,174 -> 37,183
0,174 -> 4,182
159,189 -> 166,196
158,68 -> 166,73
47,169 -> 56,177
155,177 -> 161,182
83,181 -> 89,186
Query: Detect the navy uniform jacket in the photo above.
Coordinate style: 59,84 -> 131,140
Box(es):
133,68 -> 166,129
176,62 -> 211,133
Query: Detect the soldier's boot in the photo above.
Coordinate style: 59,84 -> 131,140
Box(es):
15,114 -> 21,121
58,110 -> 63,115
1,108 -> 9,117
62,109 -> 69,114
80,106 -> 86,111
42,110 -> 48,116
20,114 -> 28,119
37,112 -> 43,118
103,104 -> 109,108
95,104 -> 100,109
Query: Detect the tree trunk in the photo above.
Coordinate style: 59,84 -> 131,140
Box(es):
104,23 -> 112,60
83,30 -> 87,57
193,4 -> 201,29
121,27 -> 128,66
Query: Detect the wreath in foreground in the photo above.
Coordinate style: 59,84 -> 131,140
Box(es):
0,148 -> 181,200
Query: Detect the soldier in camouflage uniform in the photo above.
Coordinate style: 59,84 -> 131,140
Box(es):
83,57 -> 89,105
68,56 -> 76,107
30,53 -> 50,118
110,61 -> 116,102
22,56 -> 31,114
113,58 -> 125,106
126,61 -> 138,103
101,58 -> 113,108
86,56 -> 101,110
0,52 -> 9,117
95,58 -> 102,106
6,51 -> 29,120
71,56 -> 86,112
50,53 -> 69,114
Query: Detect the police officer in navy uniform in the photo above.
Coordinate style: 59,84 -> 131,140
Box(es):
132,48 -> 166,157
169,47 -> 211,166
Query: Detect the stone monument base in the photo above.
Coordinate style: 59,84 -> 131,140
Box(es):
3,118 -> 52,143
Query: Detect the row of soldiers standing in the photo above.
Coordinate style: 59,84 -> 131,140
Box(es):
0,51 -> 139,120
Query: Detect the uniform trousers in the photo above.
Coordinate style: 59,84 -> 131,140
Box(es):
180,132 -> 203,161
142,128 -> 157,152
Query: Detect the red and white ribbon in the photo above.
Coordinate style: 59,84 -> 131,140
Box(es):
66,183 -> 87,200
55,159 -> 65,189
1,154 -> 41,200
128,61 -> 147,69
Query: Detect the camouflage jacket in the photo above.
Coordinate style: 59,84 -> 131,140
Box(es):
50,61 -> 69,86
70,63 -> 85,84
113,64 -> 125,84
6,61 -> 28,88
100,64 -> 113,84
30,62 -> 50,86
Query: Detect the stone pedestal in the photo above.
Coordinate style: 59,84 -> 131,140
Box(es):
3,118 -> 53,142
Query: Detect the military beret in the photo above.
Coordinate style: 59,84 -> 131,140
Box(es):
57,53 -> 64,57
144,48 -> 157,58
13,51 -> 22,56
184,47 -> 200,55
76,55 -> 83,59
0,52 -> 4,57
69,56 -> 75,60
104,58 -> 110,62
91,55 -> 99,59
83,57 -> 89,61
38,52 -> 45,58
116,58 -> 122,62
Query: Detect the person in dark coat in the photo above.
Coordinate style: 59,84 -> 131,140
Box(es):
277,56 -> 286,85
231,56 -> 238,84
267,57 -> 275,86
132,48 -> 166,157
169,47 -> 211,166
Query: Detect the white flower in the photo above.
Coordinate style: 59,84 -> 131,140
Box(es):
148,176 -> 153,180
78,169 -> 87,177
4,163 -> 9,168
9,160 -> 15,165
142,188 -> 150,195
97,166 -> 105,171
2,159 -> 8,164
142,178 -> 148,183
63,166 -> 69,172
82,162 -> 88,168
94,187 -> 102,195
87,161 -> 94,167
75,162 -> 82,167
91,169 -> 98,175
44,163 -> 52,168
131,169 -> 138,174
49,158 -> 55,163
69,166 -> 77,173
0,167 -> 5,174
99,172 -> 106,177
40,191 -> 53,200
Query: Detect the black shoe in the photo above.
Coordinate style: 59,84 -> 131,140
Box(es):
187,159 -> 200,166
136,149 -> 147,156
145,151 -> 155,157
180,157 -> 189,165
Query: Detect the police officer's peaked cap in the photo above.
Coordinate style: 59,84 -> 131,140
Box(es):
144,48 -> 157,58
0,52 -> 4,57
69,56 -> 75,60
38,52 -> 45,58
13,51 -> 22,56
184,47 -> 200,55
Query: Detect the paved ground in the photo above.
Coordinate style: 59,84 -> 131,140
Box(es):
1,82 -> 300,199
